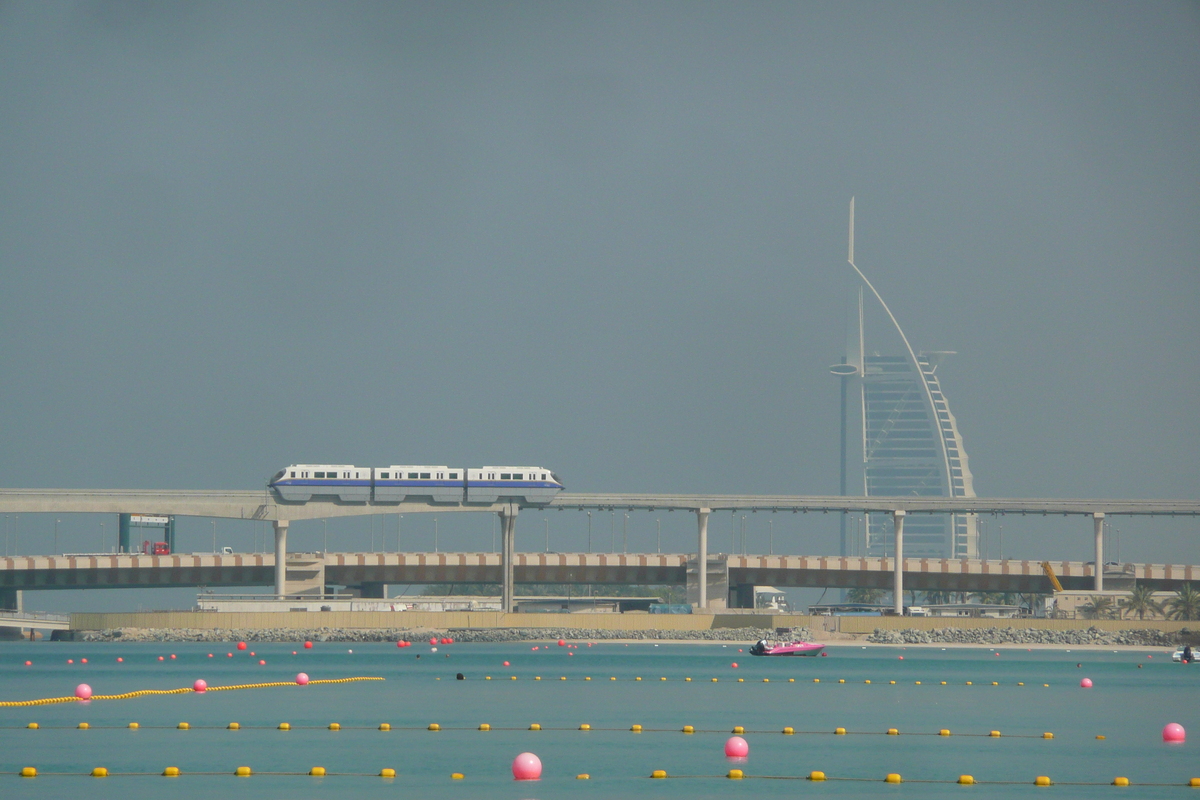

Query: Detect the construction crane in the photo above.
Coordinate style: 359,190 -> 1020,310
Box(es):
1041,561 -> 1064,592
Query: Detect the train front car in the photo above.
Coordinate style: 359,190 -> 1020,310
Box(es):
268,464 -> 372,503
373,466 -> 465,504
465,466 -> 564,505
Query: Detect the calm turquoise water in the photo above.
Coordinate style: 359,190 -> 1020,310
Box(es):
2,640 -> 1197,798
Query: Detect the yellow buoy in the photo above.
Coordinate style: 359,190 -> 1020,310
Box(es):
1035,776 -> 1052,786
915,681 -> 921,685
889,680 -> 896,685
478,723 -> 490,731
561,677 -> 567,681
228,722 -> 240,730
128,722 -> 139,729
428,723 -> 440,731
485,676 -> 491,680
584,676 -> 591,681
1096,735 -> 1106,740
940,681 -> 947,685
278,723 -> 290,731
635,677 -> 641,681
990,730 -> 1001,737
992,681 -> 999,686
763,678 -> 769,682
865,680 -> 871,684
378,723 -> 390,731
1018,682 -> 1024,686
577,773 -> 590,779
966,681 -> 973,686
1042,732 -> 1054,739
885,773 -> 902,783
579,723 -> 591,731
727,769 -> 744,779
328,723 -> 340,731
529,723 -> 541,730
631,724 -> 642,732
309,767 -> 326,776
511,676 -> 517,681
887,728 -> 899,735
835,727 -> 846,735
1112,777 -> 1129,786
163,767 -> 180,777
78,722 -> 89,730
379,768 -> 396,778
610,677 -> 616,681
451,772 -> 464,780
26,723 -> 38,730
682,725 -> 695,734
782,727 -> 794,735
737,678 -> 744,682
177,722 -> 189,730
788,678 -> 795,682
235,766 -> 251,777
814,678 -> 820,683
685,677 -> 692,682
20,767 -> 36,778
940,729 -> 951,736
1188,778 -> 1200,787
712,678 -> 719,682
838,679 -> 845,684
92,767 -> 108,777
809,771 -> 826,781
732,726 -> 744,734
958,775 -> 975,785
534,676 -> 541,681
651,770 -> 668,779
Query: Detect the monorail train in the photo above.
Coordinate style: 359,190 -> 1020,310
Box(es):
268,464 -> 564,506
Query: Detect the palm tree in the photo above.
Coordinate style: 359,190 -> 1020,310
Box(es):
1081,596 -> 1118,620
1121,584 -> 1163,620
1165,584 -> 1200,621
847,587 -> 886,604
922,591 -> 955,605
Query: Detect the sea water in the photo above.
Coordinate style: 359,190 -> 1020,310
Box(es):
1,641 -> 1197,799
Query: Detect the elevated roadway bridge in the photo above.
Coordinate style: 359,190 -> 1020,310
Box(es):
2,488 -> 1198,612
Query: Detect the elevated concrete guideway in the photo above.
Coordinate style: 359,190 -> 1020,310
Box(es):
2,489 -> 1199,611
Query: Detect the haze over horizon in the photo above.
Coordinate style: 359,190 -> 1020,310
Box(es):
2,2 -> 1197,610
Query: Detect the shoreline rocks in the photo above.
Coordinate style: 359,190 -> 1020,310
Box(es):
865,626 -> 1192,647
80,626 -> 799,644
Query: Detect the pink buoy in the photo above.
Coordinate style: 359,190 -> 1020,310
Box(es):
295,673 -> 310,685
731,662 -> 738,668
258,659 -> 266,665
304,641 -> 313,649
503,661 -> 510,666
193,679 -> 207,693
1163,722 -> 1186,742
725,736 -> 749,757
67,659 -> 74,664
898,656 -> 904,660
226,653 -> 233,658
170,654 -> 176,659
158,656 -> 164,661
24,660 -> 31,666
237,642 -> 247,651
75,684 -> 92,700
117,657 -> 123,662
532,646 -> 539,651
81,658 -> 88,664
397,641 -> 404,648
512,752 -> 542,780
1080,678 -> 1093,688
430,638 -> 438,646
207,654 -> 213,658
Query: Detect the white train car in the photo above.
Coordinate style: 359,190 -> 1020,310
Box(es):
373,465 -> 465,504
269,464 -> 372,503
465,466 -> 564,505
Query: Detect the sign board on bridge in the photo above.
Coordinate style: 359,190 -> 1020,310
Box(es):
130,515 -> 170,526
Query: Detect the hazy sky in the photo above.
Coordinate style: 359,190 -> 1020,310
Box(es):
2,2 -> 1198,609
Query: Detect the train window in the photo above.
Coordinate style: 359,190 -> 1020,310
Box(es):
380,472 -> 389,479
449,473 -> 457,479
408,472 -> 418,479
290,472 -> 296,478
420,472 -> 431,479
513,473 -> 523,480
541,473 -> 546,480
315,472 -> 325,478
501,473 -> 512,480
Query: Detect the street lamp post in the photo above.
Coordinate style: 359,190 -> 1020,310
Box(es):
323,519 -> 328,554
587,511 -> 592,552
544,518 -> 549,553
623,513 -> 628,554
54,519 -> 60,555
434,518 -> 439,553
610,511 -> 615,553
211,520 -> 216,553
656,518 -> 661,554
769,519 -> 774,556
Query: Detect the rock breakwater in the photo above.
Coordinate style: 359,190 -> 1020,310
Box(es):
866,626 -> 1190,647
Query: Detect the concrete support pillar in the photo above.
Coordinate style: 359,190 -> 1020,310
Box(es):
118,513 -> 131,554
273,520 -> 289,600
696,508 -> 710,610
500,505 -> 518,613
893,510 -> 905,615
1093,512 -> 1105,592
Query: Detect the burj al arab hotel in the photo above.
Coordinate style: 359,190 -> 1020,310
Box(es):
831,199 -> 979,560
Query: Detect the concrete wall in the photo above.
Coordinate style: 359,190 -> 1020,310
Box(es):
71,610 -> 815,632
